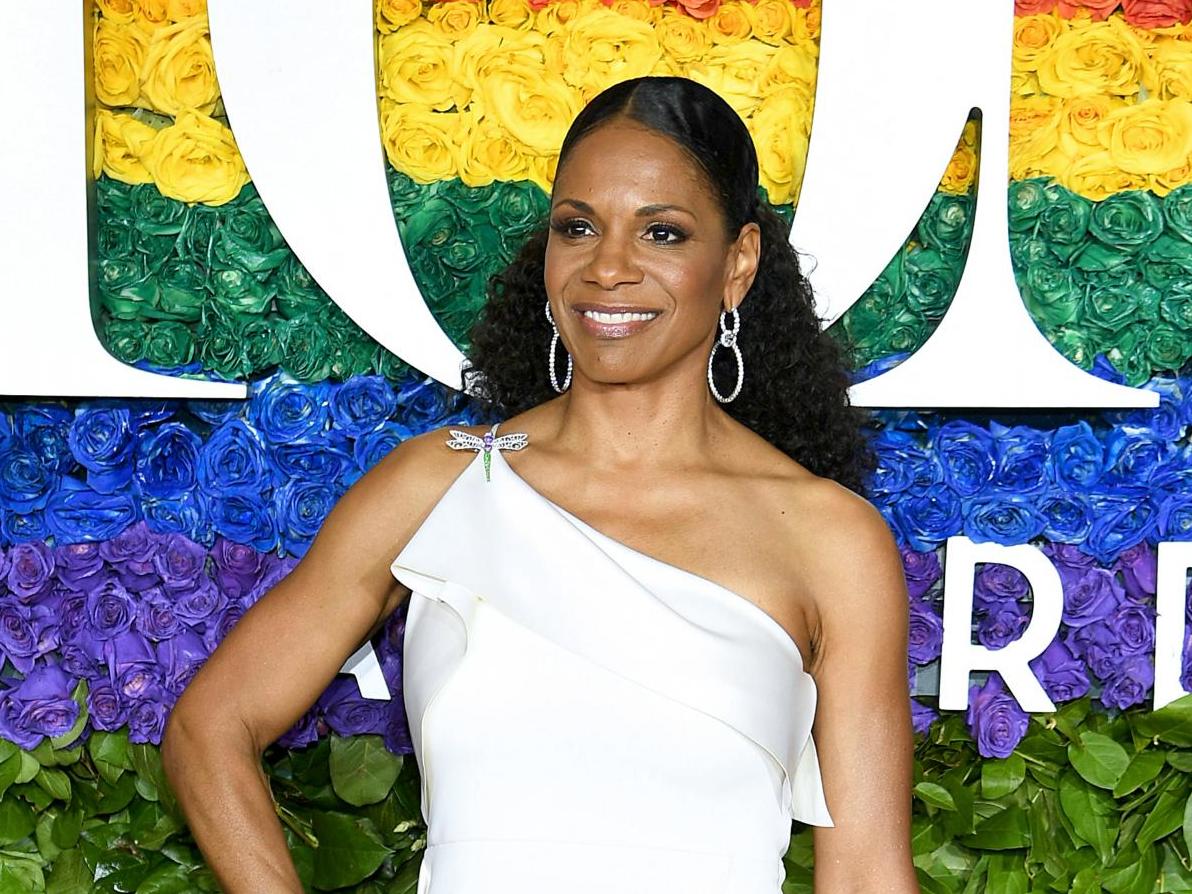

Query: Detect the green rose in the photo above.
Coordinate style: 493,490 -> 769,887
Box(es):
97,221 -> 134,260
157,258 -> 210,322
904,248 -> 959,318
242,317 -> 281,374
278,316 -> 333,382
441,178 -> 499,216
132,230 -> 179,271
197,308 -> 247,379
129,183 -> 191,237
1159,279 -> 1192,330
1010,235 -> 1055,269
213,188 -> 289,275
1071,241 -> 1138,276
98,257 -> 158,320
211,267 -> 275,316
1106,329 -> 1152,387
1144,234 -> 1192,289
1038,190 -> 1091,261
273,255 -> 329,320
841,277 -> 900,354
373,343 -> 411,383
1022,256 -> 1080,328
1083,285 -> 1137,335
143,320 -> 196,368
387,168 -> 427,216
1087,191 -> 1164,251
329,335 -> 377,380
97,177 -> 133,220
1048,326 -> 1095,370
181,204 -> 221,262
916,192 -> 973,257
100,317 -> 146,365
1162,183 -> 1192,243
1142,321 -> 1187,371
1007,178 -> 1051,234
881,309 -> 931,355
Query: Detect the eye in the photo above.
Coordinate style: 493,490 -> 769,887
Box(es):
549,217 -> 594,239
645,223 -> 687,245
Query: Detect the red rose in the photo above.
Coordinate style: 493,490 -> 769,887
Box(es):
673,0 -> 720,18
1121,0 -> 1192,26
1016,0 -> 1058,13
1056,0 -> 1121,18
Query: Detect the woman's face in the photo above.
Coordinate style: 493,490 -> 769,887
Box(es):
544,119 -> 759,391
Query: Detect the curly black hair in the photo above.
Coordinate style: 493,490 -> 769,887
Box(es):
462,76 -> 876,495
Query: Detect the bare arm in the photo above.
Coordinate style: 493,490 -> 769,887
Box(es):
161,426 -> 480,894
798,484 -> 920,894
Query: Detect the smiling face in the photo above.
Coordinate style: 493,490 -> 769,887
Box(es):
544,117 -> 759,392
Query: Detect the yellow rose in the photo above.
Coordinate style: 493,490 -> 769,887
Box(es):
378,22 -> 457,111
527,151 -> 559,195
1151,37 -> 1192,100
1098,99 -> 1192,175
166,0 -> 206,21
549,9 -> 662,103
1036,17 -> 1152,98
535,0 -> 591,35
427,0 -> 480,40
94,110 -> 156,183
137,0 -> 171,25
1008,95 -> 1061,180
140,19 -> 220,115
708,2 -> 753,44
380,101 -> 461,183
96,0 -> 137,24
452,26 -> 510,110
488,0 -> 534,31
749,87 -> 808,205
754,42 -> 816,101
688,42 -> 776,119
457,109 -> 531,186
940,143 -> 977,195
1012,13 -> 1065,73
1151,157 -> 1192,196
1056,94 -> 1121,155
745,0 -> 792,46
376,0 -> 423,33
657,7 -> 712,64
142,109 -> 247,204
476,45 -> 579,156
607,0 -> 662,27
94,19 -> 148,107
962,119 -> 978,149
1062,150 -> 1148,200
791,4 -> 820,45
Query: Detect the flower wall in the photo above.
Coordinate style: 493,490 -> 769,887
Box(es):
2,0 -> 1192,891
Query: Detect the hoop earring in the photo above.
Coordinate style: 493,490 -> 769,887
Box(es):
707,306 -> 743,403
545,299 -> 572,393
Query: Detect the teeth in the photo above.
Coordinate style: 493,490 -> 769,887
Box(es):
581,310 -> 658,324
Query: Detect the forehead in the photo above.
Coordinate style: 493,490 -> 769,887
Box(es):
553,121 -> 712,203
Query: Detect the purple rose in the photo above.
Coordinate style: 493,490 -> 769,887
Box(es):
1183,630 -> 1192,693
1028,640 -> 1090,703
0,662 -> 80,749
203,602 -> 247,652
0,599 -> 40,673
172,578 -> 227,625
85,577 -> 137,639
966,674 -> 1029,759
59,639 -> 103,677
57,591 -> 89,645
318,676 -> 388,737
53,541 -> 106,591
210,537 -> 265,599
1043,543 -> 1097,574
1061,567 -> 1124,628
157,629 -> 210,695
245,554 -> 297,605
102,629 -> 158,692
276,706 -> 321,749
901,547 -> 941,599
6,541 -> 55,601
0,546 -> 8,580
910,698 -> 938,736
977,603 -> 1030,650
383,701 -> 413,754
1107,604 -> 1154,656
1064,621 -> 1121,680
134,588 -> 183,641
87,677 -> 130,731
1099,654 -> 1154,710
974,563 -> 1029,614
908,599 -> 944,664
153,534 -> 207,593
100,521 -> 162,592
129,694 -> 170,744
1114,542 -> 1156,604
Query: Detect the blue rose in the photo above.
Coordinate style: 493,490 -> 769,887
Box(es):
354,422 -> 414,472
143,493 -> 207,543
330,376 -> 398,438
250,372 -> 331,443
199,420 -> 271,495
204,490 -> 278,552
1157,490 -> 1192,539
12,407 -> 74,473
270,433 -> 356,484
45,480 -> 139,542
186,399 -> 243,427
277,478 -> 346,557
1050,422 -> 1104,489
2,509 -> 49,544
871,431 -> 940,497
1102,426 -> 1173,487
931,421 -> 995,497
134,423 -> 202,500
1105,377 -> 1186,441
990,422 -> 1051,494
396,377 -> 458,432
1039,491 -> 1093,543
68,408 -> 134,494
1086,493 -> 1157,564
963,492 -> 1046,545
0,444 -> 57,513
892,489 -> 963,551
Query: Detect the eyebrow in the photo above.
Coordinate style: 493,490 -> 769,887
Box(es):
553,198 -> 695,217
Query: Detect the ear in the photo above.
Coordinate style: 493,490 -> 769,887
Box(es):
724,221 -> 761,312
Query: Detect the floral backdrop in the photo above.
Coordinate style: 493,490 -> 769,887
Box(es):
1,0 -> 1192,891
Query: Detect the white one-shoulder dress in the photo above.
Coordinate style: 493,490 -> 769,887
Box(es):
390,423 -> 834,894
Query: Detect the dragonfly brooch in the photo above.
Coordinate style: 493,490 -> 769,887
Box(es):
445,429 -> 529,482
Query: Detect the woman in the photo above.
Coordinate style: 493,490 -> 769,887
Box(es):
162,76 -> 918,893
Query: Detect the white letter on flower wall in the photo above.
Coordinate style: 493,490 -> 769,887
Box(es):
0,6 -> 244,398
792,2 -> 1157,410
205,0 -> 467,390
938,537 -> 1063,712
1154,542 -> 1192,710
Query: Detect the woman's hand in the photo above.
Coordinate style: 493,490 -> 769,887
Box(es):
161,425 -> 480,893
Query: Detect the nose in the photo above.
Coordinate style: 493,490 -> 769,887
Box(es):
582,230 -> 643,290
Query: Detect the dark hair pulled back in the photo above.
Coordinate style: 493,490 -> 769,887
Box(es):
462,76 -> 875,495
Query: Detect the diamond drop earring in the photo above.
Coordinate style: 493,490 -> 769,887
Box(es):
545,299 -> 572,393
707,305 -> 743,403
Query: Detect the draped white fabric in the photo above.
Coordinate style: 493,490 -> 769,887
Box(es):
391,424 -> 833,893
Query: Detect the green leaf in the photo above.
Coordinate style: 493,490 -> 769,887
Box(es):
1068,732 -> 1130,790
45,848 -> 93,894
1131,694 -> 1192,747
0,859 -> 45,894
15,751 -> 39,784
1113,749 -> 1167,798
1168,751 -> 1192,772
87,731 -> 131,771
981,754 -> 1026,800
1137,785 -> 1189,852
913,782 -> 956,811
1102,844 -> 1158,894
310,811 -> 392,889
1059,771 -> 1116,862
963,806 -> 1030,851
35,767 -> 72,802
1184,791 -> 1192,860
329,736 -> 403,808
0,751 -> 22,800
133,862 -> 193,893
985,852 -> 1028,894
0,798 -> 36,846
